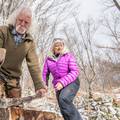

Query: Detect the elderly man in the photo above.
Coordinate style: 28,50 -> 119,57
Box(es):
0,7 -> 47,120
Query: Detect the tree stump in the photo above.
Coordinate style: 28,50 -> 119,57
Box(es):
0,108 -> 9,120
23,110 -> 63,120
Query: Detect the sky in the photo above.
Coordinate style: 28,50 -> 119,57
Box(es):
78,0 -> 102,20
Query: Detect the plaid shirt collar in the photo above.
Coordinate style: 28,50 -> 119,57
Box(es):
11,28 -> 25,45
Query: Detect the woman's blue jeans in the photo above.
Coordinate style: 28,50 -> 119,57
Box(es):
56,78 -> 83,120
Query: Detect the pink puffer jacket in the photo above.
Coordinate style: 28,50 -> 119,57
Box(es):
42,53 -> 80,87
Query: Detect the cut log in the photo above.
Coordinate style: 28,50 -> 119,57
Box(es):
23,110 -> 63,120
0,94 -> 42,108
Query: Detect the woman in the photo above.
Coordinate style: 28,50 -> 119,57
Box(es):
42,38 -> 83,120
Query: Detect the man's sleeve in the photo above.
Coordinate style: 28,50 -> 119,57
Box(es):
42,58 -> 50,86
0,30 -> 4,48
26,41 -> 46,91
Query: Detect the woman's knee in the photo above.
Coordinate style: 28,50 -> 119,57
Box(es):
59,95 -> 70,105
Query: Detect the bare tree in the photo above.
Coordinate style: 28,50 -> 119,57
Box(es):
0,0 -> 27,24
113,0 -> 120,11
103,0 -> 120,11
96,14 -> 120,62
95,13 -> 120,93
63,16 -> 99,98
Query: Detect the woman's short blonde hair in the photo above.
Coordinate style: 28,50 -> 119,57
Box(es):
52,38 -> 64,44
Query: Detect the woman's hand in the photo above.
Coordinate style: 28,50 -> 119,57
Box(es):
55,82 -> 63,91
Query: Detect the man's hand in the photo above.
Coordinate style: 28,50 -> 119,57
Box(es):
55,82 -> 63,91
0,48 -> 6,65
36,87 -> 47,97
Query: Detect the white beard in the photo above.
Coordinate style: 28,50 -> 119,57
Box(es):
16,25 -> 27,34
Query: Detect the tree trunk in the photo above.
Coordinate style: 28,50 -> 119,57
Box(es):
113,0 -> 120,11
